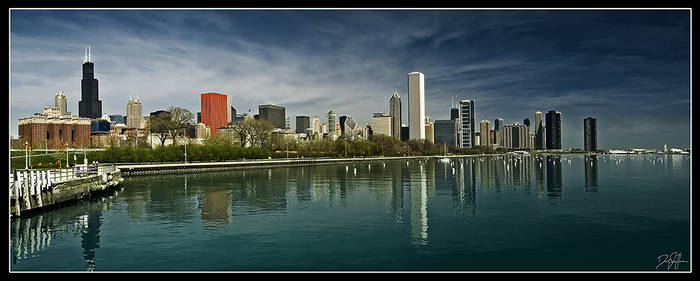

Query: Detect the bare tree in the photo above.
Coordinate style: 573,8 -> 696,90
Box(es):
249,119 -> 273,148
167,106 -> 195,145
229,118 -> 255,147
148,113 -> 171,146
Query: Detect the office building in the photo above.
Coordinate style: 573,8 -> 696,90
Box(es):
296,116 -> 310,134
408,72 -> 425,140
372,112 -> 392,137
425,115 -> 434,143
327,111 -> 337,137
401,125 -> 409,142
434,120 -> 457,146
494,118 -> 504,147
55,91 -> 67,115
126,97 -> 143,129
312,116 -> 322,135
390,91 -> 401,140
108,115 -> 125,125
535,111 -> 544,149
545,110 -> 562,150
584,117 -> 597,151
480,120 -> 491,146
285,116 -> 290,129
259,104 -> 286,129
200,93 -> 229,136
339,115 -> 348,136
344,116 -> 357,140
78,45 -> 102,119
459,100 -> 475,148
90,119 -> 111,135
503,123 -> 529,149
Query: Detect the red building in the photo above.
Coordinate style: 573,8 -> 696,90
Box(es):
200,93 -> 230,136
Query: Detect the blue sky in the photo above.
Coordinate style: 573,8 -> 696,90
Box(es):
10,9 -> 691,149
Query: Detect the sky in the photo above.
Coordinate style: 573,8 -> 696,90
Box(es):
9,9 -> 691,150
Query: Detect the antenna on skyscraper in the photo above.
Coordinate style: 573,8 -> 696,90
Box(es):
88,45 -> 92,62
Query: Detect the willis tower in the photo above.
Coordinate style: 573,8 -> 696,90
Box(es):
79,45 -> 102,118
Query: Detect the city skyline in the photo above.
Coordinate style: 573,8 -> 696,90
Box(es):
10,9 -> 691,149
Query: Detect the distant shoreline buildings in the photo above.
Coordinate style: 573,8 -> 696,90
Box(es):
17,46 -> 689,153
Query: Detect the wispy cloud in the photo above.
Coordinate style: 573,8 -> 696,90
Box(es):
10,10 -> 690,149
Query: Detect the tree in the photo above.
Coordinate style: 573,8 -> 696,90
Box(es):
229,118 -> 255,147
148,112 -> 171,146
167,106 -> 195,145
249,119 -> 273,148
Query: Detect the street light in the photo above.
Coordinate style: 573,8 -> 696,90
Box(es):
25,141 -> 28,169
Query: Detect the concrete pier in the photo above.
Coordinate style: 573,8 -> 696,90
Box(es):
10,168 -> 123,218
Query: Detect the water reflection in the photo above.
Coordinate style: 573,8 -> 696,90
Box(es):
10,188 -> 120,271
585,155 -> 598,193
546,156 -> 563,199
409,161 -> 430,246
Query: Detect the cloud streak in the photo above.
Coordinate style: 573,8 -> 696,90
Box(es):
10,10 -> 691,149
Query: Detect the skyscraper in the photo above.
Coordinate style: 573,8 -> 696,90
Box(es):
459,100 -> 475,148
390,91 -> 401,140
78,45 -> 102,119
339,115 -> 348,136
434,120 -> 457,147
545,110 -> 562,150
503,123 -> 529,149
126,96 -> 143,129
296,116 -> 310,134
584,117 -> 597,151
327,110 -> 336,137
408,72 -> 425,140
372,113 -> 392,137
55,91 -> 67,115
425,115 -> 434,143
480,120 -> 491,146
535,111 -> 544,149
259,104 -> 286,129
494,118 -> 503,147
201,93 -> 229,136
312,116 -> 321,135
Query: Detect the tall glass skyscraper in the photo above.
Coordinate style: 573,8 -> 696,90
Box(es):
459,100 -> 475,148
545,110 -> 562,149
78,46 -> 102,119
584,117 -> 597,151
390,91 -> 401,140
535,111 -> 544,149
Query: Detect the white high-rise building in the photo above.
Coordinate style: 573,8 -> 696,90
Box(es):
126,96 -> 143,129
408,72 -> 425,140
371,113 -> 392,137
55,91 -> 68,115
312,116 -> 321,135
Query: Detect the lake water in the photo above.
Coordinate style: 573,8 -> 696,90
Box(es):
9,154 -> 691,271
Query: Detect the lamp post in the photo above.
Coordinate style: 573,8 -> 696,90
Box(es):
183,128 -> 187,163
25,141 -> 28,169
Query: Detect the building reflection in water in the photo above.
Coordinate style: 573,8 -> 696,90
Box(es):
200,190 -> 232,227
10,188 -> 119,271
584,155 -> 598,193
535,156 -> 546,199
546,155 -> 563,199
452,159 -> 476,216
390,161 -> 405,224
410,160 -> 430,246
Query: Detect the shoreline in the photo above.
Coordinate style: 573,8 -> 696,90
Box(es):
116,153 -> 616,177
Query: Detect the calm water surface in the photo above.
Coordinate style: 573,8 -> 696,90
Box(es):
10,154 -> 691,271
